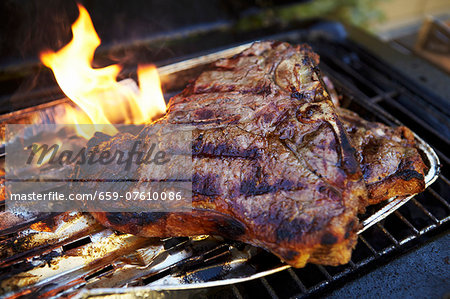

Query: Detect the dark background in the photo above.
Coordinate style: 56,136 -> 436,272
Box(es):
0,0 -> 305,67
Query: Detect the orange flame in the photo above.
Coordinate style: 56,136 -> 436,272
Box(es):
40,4 -> 166,139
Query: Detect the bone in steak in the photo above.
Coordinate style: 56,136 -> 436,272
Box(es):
86,41 -> 425,267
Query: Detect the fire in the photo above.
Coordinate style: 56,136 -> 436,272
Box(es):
40,4 -> 166,139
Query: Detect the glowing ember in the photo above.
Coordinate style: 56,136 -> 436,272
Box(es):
40,4 -> 166,139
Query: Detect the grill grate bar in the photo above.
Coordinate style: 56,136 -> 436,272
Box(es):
320,51 -> 387,96
326,59 -> 448,152
382,96 -> 449,146
394,211 -> 420,235
287,268 -> 307,293
231,285 -> 245,299
434,149 -> 450,166
419,223 -> 441,234
319,65 -> 376,104
260,277 -> 279,299
411,198 -> 440,223
398,234 -> 417,246
427,188 -> 450,210
347,260 -> 357,269
316,265 -> 332,280
368,91 -> 398,104
353,255 -> 376,268
438,174 -> 450,186
347,40 -> 450,120
330,83 -> 403,128
357,235 -> 378,256
376,223 -> 399,246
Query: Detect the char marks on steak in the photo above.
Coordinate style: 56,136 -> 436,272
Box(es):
338,108 -> 427,205
87,41 -> 426,268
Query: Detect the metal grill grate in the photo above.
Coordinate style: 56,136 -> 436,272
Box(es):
0,25 -> 448,298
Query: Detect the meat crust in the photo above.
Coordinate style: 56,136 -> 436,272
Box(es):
338,108 -> 427,205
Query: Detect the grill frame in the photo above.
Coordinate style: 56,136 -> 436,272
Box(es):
0,21 -> 448,298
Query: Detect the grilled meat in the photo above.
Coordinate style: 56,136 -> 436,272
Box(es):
88,41 -> 368,267
338,108 -> 427,205
86,41 -> 427,268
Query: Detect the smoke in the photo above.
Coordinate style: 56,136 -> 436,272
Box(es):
0,0 -> 78,64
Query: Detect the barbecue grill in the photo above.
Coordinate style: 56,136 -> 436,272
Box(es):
0,2 -> 449,298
